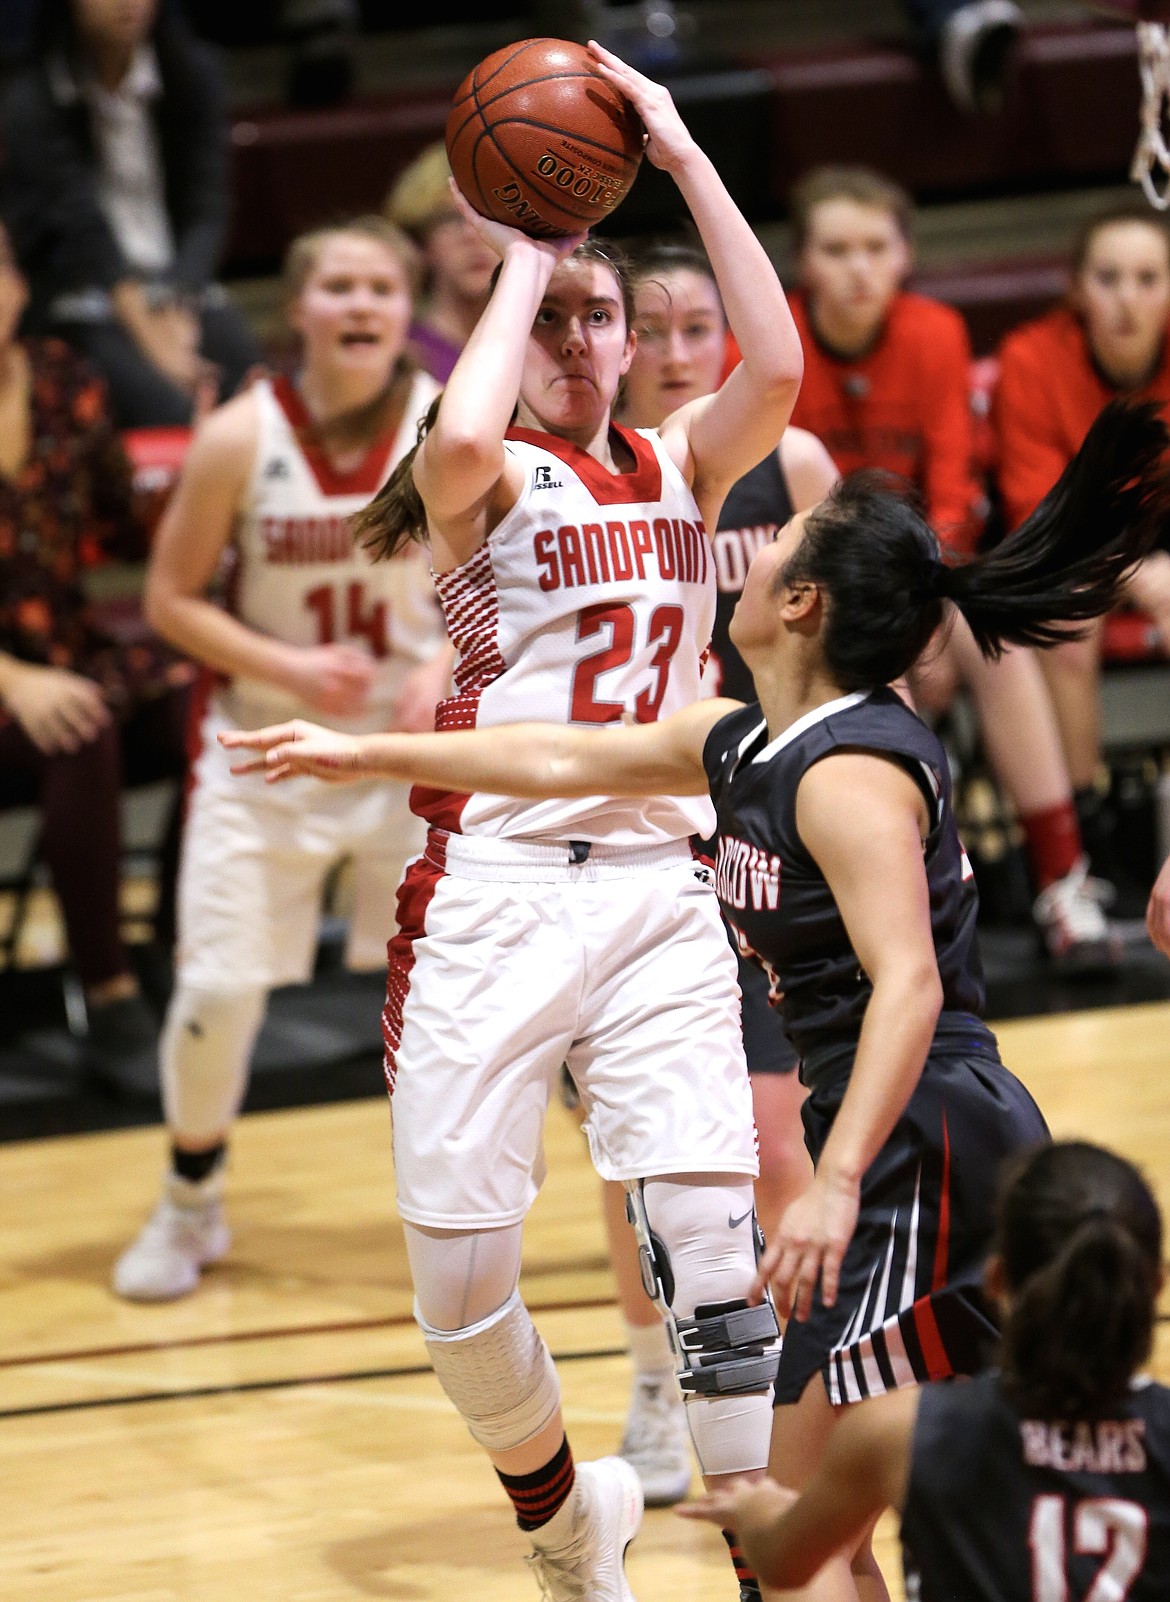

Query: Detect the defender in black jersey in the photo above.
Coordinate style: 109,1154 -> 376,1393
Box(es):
683,1140 -> 1170,1602
228,399 -> 1170,1602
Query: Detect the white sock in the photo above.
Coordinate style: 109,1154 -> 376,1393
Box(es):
624,1317 -> 675,1379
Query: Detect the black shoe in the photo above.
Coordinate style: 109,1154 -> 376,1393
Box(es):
86,994 -> 161,1099
739,1583 -> 763,1602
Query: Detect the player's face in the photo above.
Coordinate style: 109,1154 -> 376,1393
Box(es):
423,210 -> 497,303
622,268 -> 726,428
290,234 -> 413,384
520,259 -> 636,439
73,0 -> 157,49
729,511 -> 809,656
1074,220 -> 1170,384
0,228 -> 28,352
799,200 -> 910,339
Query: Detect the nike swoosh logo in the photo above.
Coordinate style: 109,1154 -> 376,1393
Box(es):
728,1209 -> 753,1229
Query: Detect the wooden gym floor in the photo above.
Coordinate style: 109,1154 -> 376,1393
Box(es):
4,1001 -> 1170,1602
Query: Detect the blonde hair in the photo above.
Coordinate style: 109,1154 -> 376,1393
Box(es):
282,215 -> 422,305
385,142 -> 456,240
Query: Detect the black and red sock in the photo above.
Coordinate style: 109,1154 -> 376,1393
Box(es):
496,1436 -> 576,1531
722,1526 -> 762,1598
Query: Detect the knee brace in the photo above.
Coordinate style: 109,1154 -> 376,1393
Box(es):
417,1288 -> 561,1453
625,1178 -> 780,1400
161,983 -> 267,1145
626,1176 -> 780,1476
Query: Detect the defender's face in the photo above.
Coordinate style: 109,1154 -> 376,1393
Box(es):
1075,220 -> 1170,382
519,258 -> 635,438
290,234 -> 413,381
799,199 -> 910,339
729,511 -> 809,655
622,267 -> 726,429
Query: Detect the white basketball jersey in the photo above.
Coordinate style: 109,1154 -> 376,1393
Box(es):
419,423 -> 717,845
218,370 -> 444,732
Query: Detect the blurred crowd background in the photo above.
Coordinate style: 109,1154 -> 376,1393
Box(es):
3,0 -> 1170,1136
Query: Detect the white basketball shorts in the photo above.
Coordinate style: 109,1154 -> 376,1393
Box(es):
384,832 -> 759,1229
176,698 -> 424,990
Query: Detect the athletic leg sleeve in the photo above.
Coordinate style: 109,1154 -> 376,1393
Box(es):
405,1222 -> 562,1454
641,1174 -> 777,1477
160,983 -> 267,1146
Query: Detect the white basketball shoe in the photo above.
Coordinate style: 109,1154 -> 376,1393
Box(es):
618,1373 -> 693,1506
526,1456 -> 644,1601
113,1170 -> 231,1301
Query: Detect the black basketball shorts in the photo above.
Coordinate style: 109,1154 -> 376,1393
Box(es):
775,1035 -> 1049,1407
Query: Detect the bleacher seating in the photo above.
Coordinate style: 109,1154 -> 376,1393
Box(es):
218,18 -> 1146,274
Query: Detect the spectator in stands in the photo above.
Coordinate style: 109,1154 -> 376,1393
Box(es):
787,164 -> 1116,972
0,220 -> 193,1093
0,0 -> 261,427
995,202 -> 1170,886
112,216 -> 448,1301
384,142 -> 497,384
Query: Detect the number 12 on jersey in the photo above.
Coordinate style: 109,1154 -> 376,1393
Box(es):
1029,1494 -> 1148,1601
570,601 -> 685,724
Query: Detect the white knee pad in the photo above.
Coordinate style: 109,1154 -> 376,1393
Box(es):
632,1175 -> 779,1476
161,983 -> 267,1145
417,1288 -> 562,1453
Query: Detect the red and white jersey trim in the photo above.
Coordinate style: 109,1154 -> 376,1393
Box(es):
417,422 -> 716,846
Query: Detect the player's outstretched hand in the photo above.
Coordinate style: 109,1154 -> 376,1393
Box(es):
446,178 -> 588,264
219,720 -> 368,783
1148,856 -> 1170,957
749,1170 -> 860,1323
677,1476 -> 796,1536
587,41 -> 694,173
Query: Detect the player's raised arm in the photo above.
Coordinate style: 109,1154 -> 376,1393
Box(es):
409,192 -> 587,569
589,42 -> 803,518
220,698 -> 739,796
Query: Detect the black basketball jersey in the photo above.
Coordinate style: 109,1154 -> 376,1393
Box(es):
903,1371 -> 1170,1602
710,450 -> 794,703
702,688 -> 984,1062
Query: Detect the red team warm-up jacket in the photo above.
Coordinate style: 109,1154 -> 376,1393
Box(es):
993,303 -> 1170,531
786,289 -> 984,555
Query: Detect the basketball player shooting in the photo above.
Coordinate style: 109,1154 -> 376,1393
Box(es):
231,38 -> 804,1602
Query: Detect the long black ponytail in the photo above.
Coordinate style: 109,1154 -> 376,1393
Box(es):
781,400 -> 1170,690
995,1141 -> 1162,1420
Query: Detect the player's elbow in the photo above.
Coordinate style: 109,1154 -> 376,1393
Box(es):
429,421 -> 502,480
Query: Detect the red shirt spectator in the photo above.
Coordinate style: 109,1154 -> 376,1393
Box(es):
995,303 -> 1170,530
789,288 -> 983,553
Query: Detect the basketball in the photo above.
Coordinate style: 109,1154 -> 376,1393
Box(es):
445,38 -> 644,239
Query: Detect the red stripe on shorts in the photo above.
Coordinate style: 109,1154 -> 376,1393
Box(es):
381,832 -> 446,1096
911,1293 -> 955,1382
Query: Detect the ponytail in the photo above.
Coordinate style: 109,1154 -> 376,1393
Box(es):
784,401 -> 1170,689
1001,1215 -> 1157,1418
942,399 -> 1170,656
995,1141 -> 1162,1420
351,390 -> 442,560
